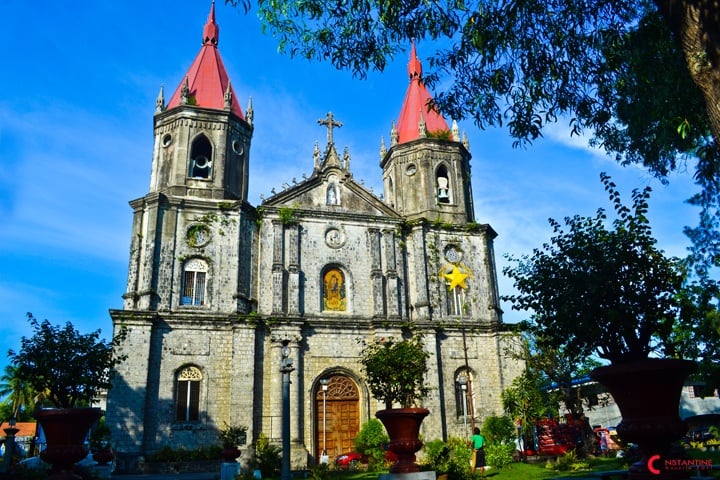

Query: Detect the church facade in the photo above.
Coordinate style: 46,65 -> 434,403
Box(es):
106,3 -> 523,473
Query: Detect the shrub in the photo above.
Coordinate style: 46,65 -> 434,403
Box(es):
422,437 -> 472,480
484,443 -> 515,470
309,463 -> 330,480
423,439 -> 451,473
354,419 -> 390,469
147,445 -> 221,462
545,449 -> 590,472
481,415 -> 516,444
252,433 -> 281,477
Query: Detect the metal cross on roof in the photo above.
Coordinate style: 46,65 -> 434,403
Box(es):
318,112 -> 343,145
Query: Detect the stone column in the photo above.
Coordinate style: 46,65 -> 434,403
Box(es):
368,228 -> 384,318
382,229 -> 400,319
287,224 -> 300,315
411,225 -> 431,319
272,220 -> 284,314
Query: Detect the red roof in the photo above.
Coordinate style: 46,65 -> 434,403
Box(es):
396,42 -> 450,143
1,422 -> 37,438
166,1 -> 244,118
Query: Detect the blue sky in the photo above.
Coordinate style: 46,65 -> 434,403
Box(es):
0,0 -> 699,379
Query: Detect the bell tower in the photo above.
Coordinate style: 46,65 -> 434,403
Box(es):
150,1 -> 253,201
381,42 -> 474,225
117,1 -> 256,314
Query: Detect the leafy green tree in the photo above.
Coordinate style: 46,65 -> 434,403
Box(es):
480,415 -> 515,445
503,174 -> 687,365
358,333 -> 430,409
353,419 -> 389,469
501,368 -> 556,443
228,0 -> 720,276
7,313 -> 127,408
0,364 -> 36,419
505,333 -> 601,418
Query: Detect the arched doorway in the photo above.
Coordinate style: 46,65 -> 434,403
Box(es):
316,375 -> 360,460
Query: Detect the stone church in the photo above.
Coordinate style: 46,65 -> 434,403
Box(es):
106,2 -> 523,473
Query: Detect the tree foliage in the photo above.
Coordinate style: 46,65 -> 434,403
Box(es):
228,0 -> 720,275
0,364 -> 36,419
358,332 -> 430,409
504,333 -> 600,418
353,419 -> 390,468
503,174 -> 686,364
7,313 -> 127,409
501,367 -> 556,438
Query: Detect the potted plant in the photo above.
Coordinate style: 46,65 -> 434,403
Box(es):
358,330 -> 430,473
218,422 -> 247,461
89,417 -> 114,466
7,314 -> 126,479
503,174 -> 696,479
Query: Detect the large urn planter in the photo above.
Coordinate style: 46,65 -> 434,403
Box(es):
376,407 -> 430,473
591,358 -> 696,480
220,447 -> 241,462
35,407 -> 103,480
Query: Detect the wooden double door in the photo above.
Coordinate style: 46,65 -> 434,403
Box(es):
315,375 -> 360,459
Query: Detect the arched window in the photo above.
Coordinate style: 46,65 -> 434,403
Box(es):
322,267 -> 346,311
181,258 -> 208,306
386,177 -> 394,208
176,365 -> 202,421
189,134 -> 213,179
455,370 -> 473,418
446,284 -> 466,316
436,165 -> 451,204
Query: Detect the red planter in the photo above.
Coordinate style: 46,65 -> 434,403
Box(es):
591,359 -> 696,479
376,407 -> 429,473
220,447 -> 241,462
92,449 -> 115,466
34,407 -> 103,480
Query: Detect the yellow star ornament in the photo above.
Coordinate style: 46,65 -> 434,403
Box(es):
443,266 -> 469,290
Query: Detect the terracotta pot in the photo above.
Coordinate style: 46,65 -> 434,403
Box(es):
220,447 -> 241,462
376,407 -> 429,473
591,358 -> 696,479
34,407 -> 103,480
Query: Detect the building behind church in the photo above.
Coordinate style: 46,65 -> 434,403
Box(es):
106,3 -> 524,473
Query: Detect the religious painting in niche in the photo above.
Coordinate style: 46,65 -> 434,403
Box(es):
322,267 -> 346,311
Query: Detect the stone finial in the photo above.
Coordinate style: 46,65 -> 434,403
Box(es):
155,86 -> 165,113
380,137 -> 387,158
223,82 -> 233,110
390,122 -> 398,146
313,142 -> 321,169
180,77 -> 190,105
463,131 -> 470,149
418,111 -> 427,138
452,120 -> 460,141
246,97 -> 254,125
343,146 -> 351,171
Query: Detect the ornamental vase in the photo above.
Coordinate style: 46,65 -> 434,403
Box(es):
376,407 -> 429,473
34,407 -> 103,480
591,358 -> 696,479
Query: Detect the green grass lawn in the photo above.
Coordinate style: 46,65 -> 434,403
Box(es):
325,456 -> 628,480
296,449 -> 720,480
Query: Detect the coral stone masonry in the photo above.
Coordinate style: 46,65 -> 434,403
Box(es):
106,2 -> 523,473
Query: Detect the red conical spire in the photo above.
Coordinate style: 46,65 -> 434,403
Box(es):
395,41 -> 449,143
165,1 -> 244,118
